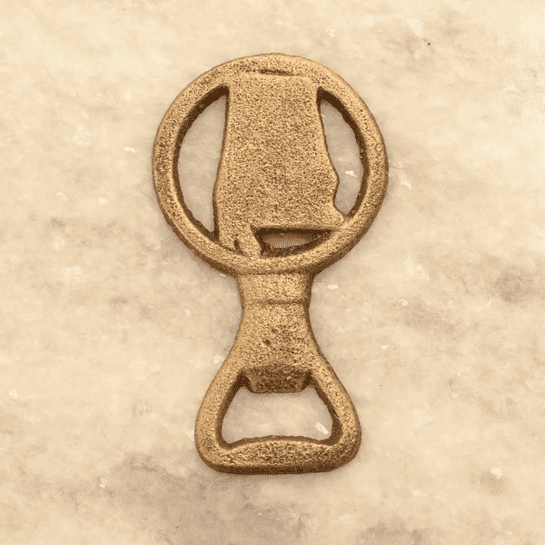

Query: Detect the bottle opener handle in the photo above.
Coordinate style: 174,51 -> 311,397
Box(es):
195,273 -> 362,474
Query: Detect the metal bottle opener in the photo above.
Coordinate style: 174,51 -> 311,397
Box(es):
152,54 -> 388,474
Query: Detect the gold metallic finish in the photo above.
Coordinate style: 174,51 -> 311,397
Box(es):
152,53 -> 388,474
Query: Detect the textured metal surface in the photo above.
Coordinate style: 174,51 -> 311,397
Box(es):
152,53 -> 388,474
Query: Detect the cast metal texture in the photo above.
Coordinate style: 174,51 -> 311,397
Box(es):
152,53 -> 388,474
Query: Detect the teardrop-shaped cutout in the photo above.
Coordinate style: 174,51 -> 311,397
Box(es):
222,386 -> 333,443
320,99 -> 363,214
178,94 -> 226,232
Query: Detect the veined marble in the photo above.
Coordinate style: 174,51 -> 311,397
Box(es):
1,1 -> 544,543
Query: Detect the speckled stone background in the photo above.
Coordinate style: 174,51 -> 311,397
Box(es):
2,1 -> 545,543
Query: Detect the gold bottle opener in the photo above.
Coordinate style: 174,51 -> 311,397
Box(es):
152,54 -> 388,474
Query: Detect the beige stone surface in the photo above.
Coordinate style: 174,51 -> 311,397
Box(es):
1,1 -> 544,543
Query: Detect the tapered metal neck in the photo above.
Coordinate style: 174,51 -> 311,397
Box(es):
236,272 -> 313,307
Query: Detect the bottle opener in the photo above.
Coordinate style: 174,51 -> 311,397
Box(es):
152,53 -> 388,474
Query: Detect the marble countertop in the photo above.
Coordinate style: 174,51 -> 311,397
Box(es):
2,1 -> 544,543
